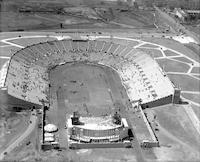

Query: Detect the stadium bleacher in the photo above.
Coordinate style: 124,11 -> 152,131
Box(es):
3,39 -> 175,107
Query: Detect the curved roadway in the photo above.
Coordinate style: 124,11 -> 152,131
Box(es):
0,110 -> 37,160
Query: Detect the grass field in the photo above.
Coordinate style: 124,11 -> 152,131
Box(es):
164,49 -> 180,56
172,56 -> 194,64
181,93 -> 200,104
0,0 -> 156,32
168,74 -> 200,91
151,105 -> 200,161
191,66 -> 200,74
156,58 -> 190,73
138,48 -> 163,58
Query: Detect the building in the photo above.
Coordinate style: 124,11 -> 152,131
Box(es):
66,112 -> 132,149
174,8 -> 188,21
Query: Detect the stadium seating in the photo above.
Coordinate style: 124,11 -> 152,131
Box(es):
4,39 -> 175,107
6,56 -> 49,105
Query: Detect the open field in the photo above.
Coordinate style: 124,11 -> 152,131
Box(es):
156,58 -> 190,72
168,74 -> 200,91
0,0 -> 156,32
137,48 -> 163,58
146,105 -> 200,161
191,67 -> 200,74
0,111 -> 31,155
192,104 -> 200,119
181,93 -> 200,104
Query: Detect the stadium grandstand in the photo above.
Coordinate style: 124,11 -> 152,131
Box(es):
0,38 -> 181,110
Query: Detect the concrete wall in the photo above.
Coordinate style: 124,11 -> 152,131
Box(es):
141,95 -> 173,109
69,141 -> 132,149
0,88 -> 40,111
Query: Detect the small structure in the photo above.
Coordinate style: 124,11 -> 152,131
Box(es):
174,8 -> 188,21
44,136 -> 55,143
44,132 -> 54,138
44,124 -> 58,133
41,125 -> 59,151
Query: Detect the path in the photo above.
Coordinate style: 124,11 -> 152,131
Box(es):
0,111 -> 37,160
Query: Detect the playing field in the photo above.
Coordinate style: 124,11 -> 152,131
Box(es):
49,62 -> 128,116
46,62 -> 139,162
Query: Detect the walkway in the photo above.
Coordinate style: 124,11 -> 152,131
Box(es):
0,110 -> 37,160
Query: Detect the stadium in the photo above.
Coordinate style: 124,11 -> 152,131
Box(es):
0,33 -> 183,154
0,31 -> 200,161
0,0 -> 200,162
1,37 -> 181,109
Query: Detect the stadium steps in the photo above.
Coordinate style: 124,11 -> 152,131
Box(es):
113,45 -> 126,56
101,42 -> 112,54
95,41 -> 105,52
107,43 -> 119,55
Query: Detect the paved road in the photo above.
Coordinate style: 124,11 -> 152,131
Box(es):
118,102 -> 146,162
0,111 -> 37,160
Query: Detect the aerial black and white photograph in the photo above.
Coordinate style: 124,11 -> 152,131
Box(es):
0,0 -> 199,162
